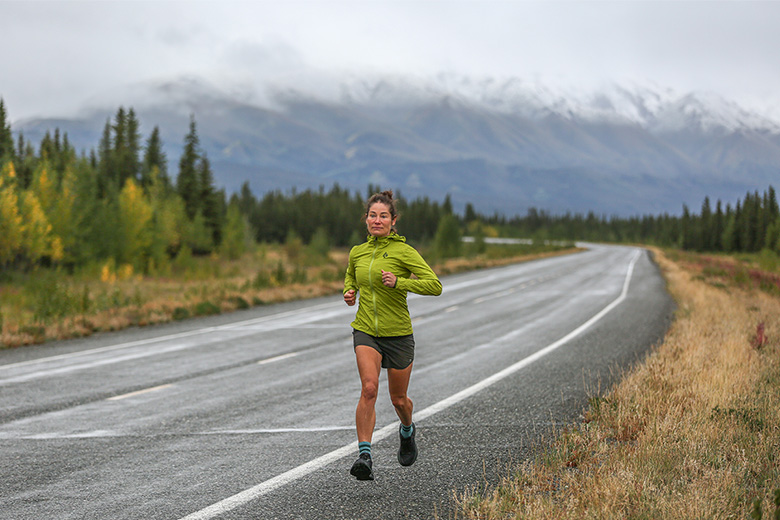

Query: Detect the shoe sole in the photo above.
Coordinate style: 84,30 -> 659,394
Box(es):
398,450 -> 417,466
350,461 -> 374,481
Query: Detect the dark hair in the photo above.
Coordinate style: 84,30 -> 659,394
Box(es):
364,190 -> 399,230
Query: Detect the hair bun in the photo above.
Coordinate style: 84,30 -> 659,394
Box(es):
381,190 -> 394,200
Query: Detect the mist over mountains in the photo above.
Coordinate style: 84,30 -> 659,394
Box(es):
15,75 -> 780,217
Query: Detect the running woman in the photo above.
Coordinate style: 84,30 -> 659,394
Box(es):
343,190 -> 443,481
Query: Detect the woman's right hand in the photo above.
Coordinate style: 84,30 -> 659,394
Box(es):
344,289 -> 356,306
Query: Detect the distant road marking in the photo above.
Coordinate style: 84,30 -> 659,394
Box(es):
107,384 -> 173,401
257,352 -> 300,365
0,301 -> 342,372
200,426 -> 353,435
178,249 -> 641,520
445,306 -> 459,313
0,426 -> 355,441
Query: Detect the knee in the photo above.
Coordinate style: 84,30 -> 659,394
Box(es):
361,381 -> 379,402
391,393 -> 409,409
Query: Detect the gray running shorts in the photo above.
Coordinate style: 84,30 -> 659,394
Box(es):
352,330 -> 415,370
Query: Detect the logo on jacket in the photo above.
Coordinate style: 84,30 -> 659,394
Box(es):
383,252 -> 389,258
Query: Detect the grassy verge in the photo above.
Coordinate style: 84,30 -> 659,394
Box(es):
455,247 -> 780,519
0,241 -> 578,348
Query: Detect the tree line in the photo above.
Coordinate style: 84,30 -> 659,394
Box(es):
0,101 -> 463,272
493,187 -> 779,254
1,98 -> 779,275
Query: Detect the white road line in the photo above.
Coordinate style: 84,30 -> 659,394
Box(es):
178,249 -> 641,520
200,427 -> 353,435
445,306 -> 459,313
107,384 -> 173,401
0,301 -> 341,371
257,352 -> 300,365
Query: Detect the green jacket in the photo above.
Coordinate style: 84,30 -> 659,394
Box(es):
344,232 -> 442,337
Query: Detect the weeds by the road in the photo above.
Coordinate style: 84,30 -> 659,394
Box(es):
456,248 -> 780,519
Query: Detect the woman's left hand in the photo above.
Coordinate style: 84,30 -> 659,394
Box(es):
381,270 -> 397,288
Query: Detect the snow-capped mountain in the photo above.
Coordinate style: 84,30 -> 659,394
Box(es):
14,74 -> 780,217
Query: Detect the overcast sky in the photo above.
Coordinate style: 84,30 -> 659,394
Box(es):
2,0 -> 780,122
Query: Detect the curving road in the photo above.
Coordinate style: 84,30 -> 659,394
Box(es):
0,244 -> 674,520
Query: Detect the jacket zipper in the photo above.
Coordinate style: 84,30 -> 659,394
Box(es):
368,239 -> 380,335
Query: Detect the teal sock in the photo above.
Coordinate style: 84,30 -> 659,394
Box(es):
400,423 -> 414,439
358,441 -> 371,457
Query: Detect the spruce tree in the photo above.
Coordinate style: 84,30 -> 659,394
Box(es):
142,126 -> 168,192
680,204 -> 693,250
15,133 -> 35,189
442,193 -> 453,215
761,186 -> 779,249
113,107 -> 128,184
0,99 -> 15,162
177,115 -> 201,219
39,131 -> 54,161
713,200 -> 724,251
125,108 -> 141,185
464,202 -> 477,224
700,196 -> 712,251
197,154 -> 221,246
741,191 -> 761,252
97,118 -> 115,196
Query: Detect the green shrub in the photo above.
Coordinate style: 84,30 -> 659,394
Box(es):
194,301 -> 220,316
172,307 -> 190,320
20,325 -> 46,341
230,296 -> 250,309
252,270 -> 272,289
284,229 -> 303,262
759,249 -> 779,272
434,214 -> 462,259
26,272 -> 75,324
308,226 -> 331,258
291,265 -> 307,284
273,261 -> 287,285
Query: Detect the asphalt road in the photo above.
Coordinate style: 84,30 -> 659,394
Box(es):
0,244 -> 674,520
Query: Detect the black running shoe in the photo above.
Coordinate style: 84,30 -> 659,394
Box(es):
350,453 -> 374,480
398,422 -> 417,466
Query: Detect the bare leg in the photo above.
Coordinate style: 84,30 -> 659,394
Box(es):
354,346 -> 382,442
388,363 -> 414,426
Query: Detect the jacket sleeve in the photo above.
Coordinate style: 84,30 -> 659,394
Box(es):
395,246 -> 442,296
343,247 -> 358,295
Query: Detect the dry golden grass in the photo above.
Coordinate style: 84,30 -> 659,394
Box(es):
456,248 -> 780,519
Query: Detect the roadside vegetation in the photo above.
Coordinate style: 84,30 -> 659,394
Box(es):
455,248 -> 780,519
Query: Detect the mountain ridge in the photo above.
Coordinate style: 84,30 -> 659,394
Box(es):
13,74 -> 780,217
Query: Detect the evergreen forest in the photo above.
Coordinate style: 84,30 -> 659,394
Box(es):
1,99 -> 780,276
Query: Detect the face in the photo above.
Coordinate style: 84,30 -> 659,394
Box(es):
366,202 -> 396,237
